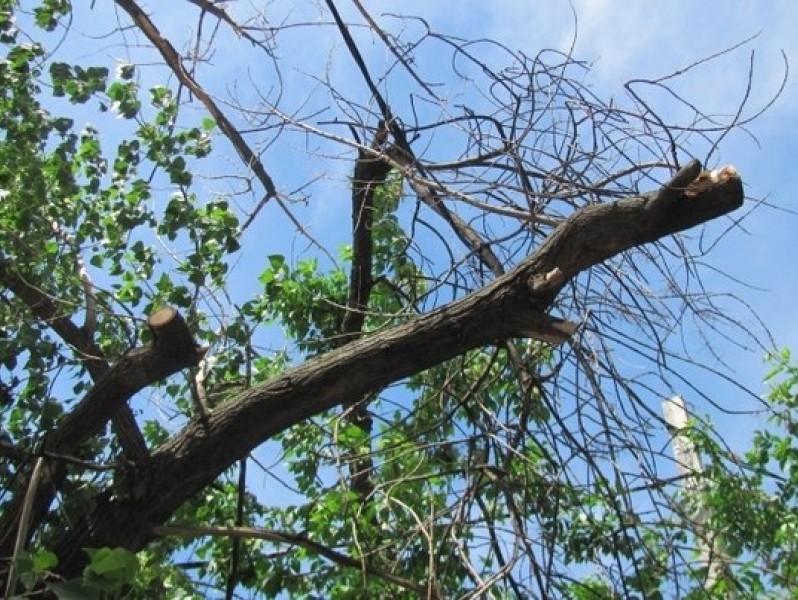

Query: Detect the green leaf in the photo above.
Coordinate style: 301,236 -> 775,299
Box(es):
83,546 -> 138,589
33,549 -> 58,572
46,579 -> 100,600
34,0 -> 70,31
117,63 -> 135,80
106,81 -> 140,118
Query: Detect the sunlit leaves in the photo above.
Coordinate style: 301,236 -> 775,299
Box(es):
33,0 -> 69,31
0,13 -> 237,592
12,548 -> 58,593
50,63 -> 109,104
0,3 -> 16,44
5,41 -> 44,75
201,116 -> 215,132
40,547 -> 139,599
159,195 -> 240,288
255,254 -> 347,353
281,419 -> 325,494
83,547 -> 139,589
106,80 -> 140,118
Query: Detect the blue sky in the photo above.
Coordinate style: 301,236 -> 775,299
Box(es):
403,1 -> 797,400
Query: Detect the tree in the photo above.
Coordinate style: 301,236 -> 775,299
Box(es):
0,1 -> 788,597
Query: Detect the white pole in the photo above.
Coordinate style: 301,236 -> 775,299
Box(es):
662,395 -> 735,598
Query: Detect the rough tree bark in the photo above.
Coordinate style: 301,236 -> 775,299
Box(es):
0,308 -> 206,561
32,159 -> 744,578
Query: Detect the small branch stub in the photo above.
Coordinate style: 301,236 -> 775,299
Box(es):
528,267 -> 565,295
149,306 -> 177,328
149,307 -> 203,358
683,165 -> 739,198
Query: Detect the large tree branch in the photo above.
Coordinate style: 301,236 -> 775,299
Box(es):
0,308 -> 205,559
340,123 -> 392,503
50,160 -> 743,576
340,124 -> 391,340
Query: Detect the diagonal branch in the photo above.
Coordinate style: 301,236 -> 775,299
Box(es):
154,524 -> 438,598
48,160 -> 744,577
185,0 -> 267,50
349,0 -> 441,101
115,0 -> 277,200
0,307 -> 206,561
339,121 -> 392,510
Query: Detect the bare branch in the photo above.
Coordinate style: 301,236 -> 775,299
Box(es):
115,0 -> 278,200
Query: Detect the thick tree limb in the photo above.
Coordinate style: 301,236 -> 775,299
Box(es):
0,308 -> 206,560
50,161 -> 743,576
340,124 -> 391,340
339,123 -> 392,504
